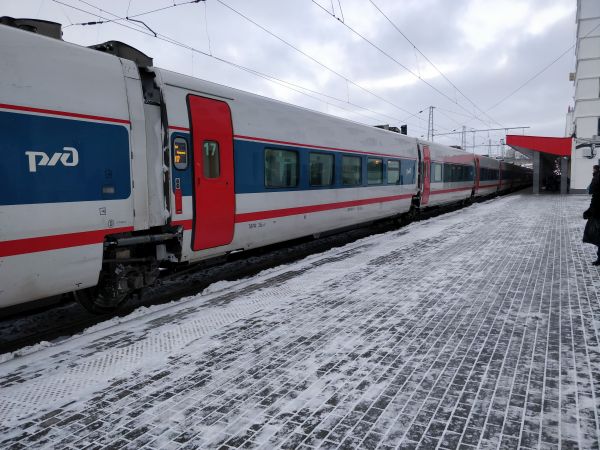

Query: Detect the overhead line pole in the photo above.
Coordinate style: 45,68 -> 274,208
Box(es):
427,106 -> 435,141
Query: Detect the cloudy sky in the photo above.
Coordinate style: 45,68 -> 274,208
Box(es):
2,0 -> 577,154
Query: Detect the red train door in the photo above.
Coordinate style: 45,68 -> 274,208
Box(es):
421,145 -> 431,205
188,95 -> 235,251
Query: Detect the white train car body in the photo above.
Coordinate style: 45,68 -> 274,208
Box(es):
0,25 -> 137,307
157,69 -> 419,263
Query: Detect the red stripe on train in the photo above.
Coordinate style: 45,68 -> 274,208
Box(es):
171,194 -> 414,228
166,129 -> 418,160
0,103 -> 131,125
235,194 -> 413,223
168,125 -> 190,132
0,227 -> 134,257
429,186 -> 474,195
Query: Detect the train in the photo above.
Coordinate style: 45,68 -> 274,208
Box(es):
0,18 -> 532,313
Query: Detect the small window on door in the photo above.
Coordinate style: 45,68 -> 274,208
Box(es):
173,137 -> 189,170
203,141 -> 220,178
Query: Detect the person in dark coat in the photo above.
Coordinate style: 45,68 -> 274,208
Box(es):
583,165 -> 600,265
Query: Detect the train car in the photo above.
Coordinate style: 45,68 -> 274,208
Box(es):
420,142 -> 476,207
158,69 -> 420,265
0,22 -> 140,312
0,20 -> 531,313
474,155 -> 501,198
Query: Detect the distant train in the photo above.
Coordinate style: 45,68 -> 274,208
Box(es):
0,18 -> 532,313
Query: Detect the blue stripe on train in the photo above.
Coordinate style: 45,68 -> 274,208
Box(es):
233,139 -> 416,194
0,111 -> 131,205
170,135 -> 417,196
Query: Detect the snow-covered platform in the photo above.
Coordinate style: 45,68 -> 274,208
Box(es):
2,193 -> 600,450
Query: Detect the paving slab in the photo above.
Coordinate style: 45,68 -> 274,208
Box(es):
1,193 -> 600,449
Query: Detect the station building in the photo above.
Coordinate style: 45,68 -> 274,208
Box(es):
568,0 -> 600,193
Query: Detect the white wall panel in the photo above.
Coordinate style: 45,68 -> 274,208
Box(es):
578,18 -> 600,37
576,116 -> 600,137
576,78 -> 600,99
581,0 -> 600,18
571,154 -> 598,190
578,60 -> 600,78
579,37 -> 600,59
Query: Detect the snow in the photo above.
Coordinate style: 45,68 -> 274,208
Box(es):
1,193 -> 600,449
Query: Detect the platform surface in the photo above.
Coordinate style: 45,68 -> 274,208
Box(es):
1,193 -> 600,450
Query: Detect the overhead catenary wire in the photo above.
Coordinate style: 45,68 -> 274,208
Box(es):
435,106 -> 483,120
366,0 -> 502,128
213,0 -> 455,134
51,0 -> 431,132
60,0 -> 434,131
311,0 -> 498,130
66,0 -> 457,134
434,126 -> 530,137
487,21 -> 600,112
64,0 -> 203,28
214,0 -> 420,119
336,0 -> 345,22
435,108 -> 465,129
203,0 -> 212,55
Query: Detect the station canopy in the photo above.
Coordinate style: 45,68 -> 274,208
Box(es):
506,135 -> 572,158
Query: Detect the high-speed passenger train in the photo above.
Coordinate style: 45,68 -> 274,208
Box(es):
0,19 -> 531,313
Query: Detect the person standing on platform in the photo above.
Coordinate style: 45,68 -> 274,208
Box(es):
583,165 -> 600,265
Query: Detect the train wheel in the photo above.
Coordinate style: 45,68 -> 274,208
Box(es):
75,264 -> 136,314
75,286 -> 128,314
404,206 -> 419,224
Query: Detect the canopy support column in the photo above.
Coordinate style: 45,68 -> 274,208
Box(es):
561,157 -> 568,194
533,151 -> 540,194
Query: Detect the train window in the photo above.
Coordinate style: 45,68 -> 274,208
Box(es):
202,141 -> 220,178
310,153 -> 334,186
173,137 -> 189,170
367,158 -> 383,184
387,160 -> 400,184
431,162 -> 443,182
401,160 -> 416,184
265,148 -> 298,188
342,155 -> 362,185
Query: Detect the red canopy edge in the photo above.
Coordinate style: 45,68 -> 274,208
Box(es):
505,135 -> 571,157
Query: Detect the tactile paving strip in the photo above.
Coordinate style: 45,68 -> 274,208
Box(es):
0,286 -> 298,424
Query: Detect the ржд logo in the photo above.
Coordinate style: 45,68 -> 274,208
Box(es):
25,147 -> 79,173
